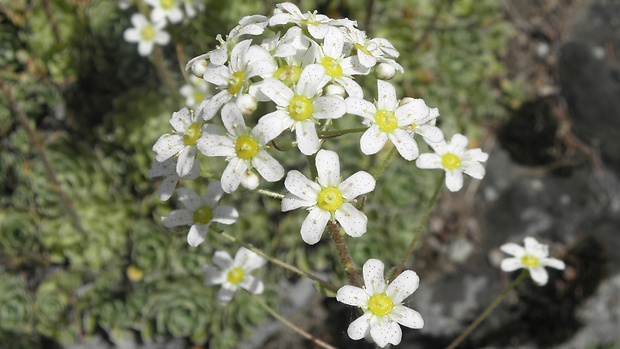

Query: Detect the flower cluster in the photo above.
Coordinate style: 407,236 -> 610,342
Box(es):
147,2 -> 492,347
122,0 -> 205,56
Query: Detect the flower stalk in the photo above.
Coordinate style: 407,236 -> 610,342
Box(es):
328,221 -> 361,287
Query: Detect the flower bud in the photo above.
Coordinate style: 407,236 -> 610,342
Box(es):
325,83 -> 346,98
191,59 -> 208,78
237,94 -> 258,116
374,62 -> 396,80
241,170 -> 260,190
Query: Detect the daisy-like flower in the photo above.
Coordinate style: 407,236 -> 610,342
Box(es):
336,259 -> 424,347
269,2 -> 357,40
161,182 -> 238,247
260,64 -> 347,155
197,103 -> 284,194
152,107 -> 209,177
202,39 -> 277,116
317,26 -> 369,98
179,76 -> 212,109
346,80 -> 442,160
202,247 -> 266,305
123,13 -> 170,56
281,149 -> 375,244
415,133 -> 488,192
148,157 -> 200,201
145,0 -> 184,24
500,237 -> 565,286
344,27 -> 400,69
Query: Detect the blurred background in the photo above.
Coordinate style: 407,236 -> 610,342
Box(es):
1,0 -> 619,348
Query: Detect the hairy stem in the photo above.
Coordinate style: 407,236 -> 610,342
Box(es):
444,270 -> 529,349
328,221 -> 361,287
370,146 -> 397,180
250,294 -> 339,349
256,188 -> 285,200
317,127 -> 368,139
392,172 -> 444,279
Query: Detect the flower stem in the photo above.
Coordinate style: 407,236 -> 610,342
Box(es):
317,127 -> 368,139
0,78 -> 87,236
214,230 -> 338,292
444,270 -> 529,349
256,189 -> 285,200
392,172 -> 445,279
328,221 -> 361,287
250,294 -> 339,349
370,146 -> 397,180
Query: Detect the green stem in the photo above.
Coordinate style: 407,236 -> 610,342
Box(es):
328,221 -> 361,287
256,189 -> 285,200
370,146 -> 397,180
392,172 -> 445,279
444,270 -> 529,349
317,127 -> 368,139
152,45 -> 180,102
214,230 -> 338,292
250,294 -> 339,349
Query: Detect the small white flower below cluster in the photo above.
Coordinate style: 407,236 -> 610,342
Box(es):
123,13 -> 170,56
500,236 -> 565,286
336,259 -> 423,347
203,247 -> 266,305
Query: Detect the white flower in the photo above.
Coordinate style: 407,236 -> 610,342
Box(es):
145,0 -> 184,24
197,103 -> 284,194
281,149 -> 375,244
317,27 -> 369,98
269,2 -> 356,39
346,80 -> 442,160
203,247 -> 266,305
123,13 -> 170,56
416,133 -> 488,192
152,107 -> 210,177
344,27 -> 399,69
179,76 -> 212,109
336,259 -> 424,347
260,64 -> 347,155
202,39 -> 277,115
500,237 -> 565,286
148,157 -> 200,201
181,0 -> 205,18
161,183 -> 238,247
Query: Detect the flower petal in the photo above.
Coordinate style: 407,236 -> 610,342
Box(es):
296,64 -> 325,98
339,171 -> 376,200
203,65 -> 229,87
529,266 -> 549,286
345,97 -> 375,119
347,313 -> 372,340
370,318 -> 402,347
335,203 -> 368,238
253,150 -> 285,182
212,205 -> 238,225
239,274 -> 264,294
281,193 -> 315,211
395,98 -> 430,125
235,248 -> 266,271
416,124 -> 444,143
153,134 -> 184,162
176,146 -> 196,177
445,170 -> 464,192
360,126 -> 389,155
221,157 -> 248,194
500,243 -> 525,257
187,223 -> 210,247
221,103 -> 248,136
158,175 -> 178,201
312,96 -> 347,120
203,266 -> 225,286
212,250 -> 234,269
177,188 -> 202,210
295,120 -> 320,155
161,209 -> 193,227
336,285 -> 369,307
283,170 -> 320,201
363,259 -> 386,295
463,161 -> 486,179
202,180 -> 225,207
259,78 -> 294,107
315,149 -> 341,187
217,284 -> 237,305
376,80 -> 398,111
197,125 -> 235,157
300,208 -> 330,245
542,257 -> 565,270
449,133 -> 469,149
500,257 -> 524,272
386,270 -> 419,303
391,305 -> 424,329
388,128 -> 419,161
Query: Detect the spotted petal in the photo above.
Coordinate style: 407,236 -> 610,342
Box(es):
363,259 -> 386,295
300,208 -> 330,245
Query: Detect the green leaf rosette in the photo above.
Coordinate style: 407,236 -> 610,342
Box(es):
34,280 -> 69,337
0,274 -> 33,334
131,220 -> 172,274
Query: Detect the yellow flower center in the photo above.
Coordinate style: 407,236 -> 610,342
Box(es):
316,187 -> 344,214
235,135 -> 259,160
192,206 -> 213,224
368,293 -> 394,316
140,25 -> 156,41
227,267 -> 245,285
160,0 -> 174,9
228,71 -> 245,95
521,254 -> 540,268
288,95 -> 314,121
354,42 -> 371,55
375,110 -> 398,133
441,153 -> 461,170
274,65 -> 302,87
183,122 -> 202,146
321,56 -> 343,78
